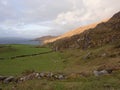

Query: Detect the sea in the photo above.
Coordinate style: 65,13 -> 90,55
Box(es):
0,37 -> 41,45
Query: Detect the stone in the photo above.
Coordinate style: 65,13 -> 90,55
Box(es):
46,72 -> 54,78
93,70 -> 108,76
35,73 -> 40,78
39,72 -> 45,77
58,75 -> 65,80
20,77 -> 26,82
3,76 -> 14,84
0,76 -> 7,81
53,74 -> 58,79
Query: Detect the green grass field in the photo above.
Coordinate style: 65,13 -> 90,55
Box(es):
0,44 -> 65,75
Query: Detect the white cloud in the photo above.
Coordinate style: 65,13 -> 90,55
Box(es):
1,0 -> 8,6
52,0 -> 120,35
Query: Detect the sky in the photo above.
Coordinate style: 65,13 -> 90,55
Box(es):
0,0 -> 120,38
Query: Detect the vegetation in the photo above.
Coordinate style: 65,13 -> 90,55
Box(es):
0,43 -> 120,90
0,44 -> 65,76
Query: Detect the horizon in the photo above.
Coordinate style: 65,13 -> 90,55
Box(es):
0,0 -> 120,38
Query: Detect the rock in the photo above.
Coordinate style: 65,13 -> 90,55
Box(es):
39,72 -> 45,77
53,74 -> 58,79
35,73 -> 40,78
3,76 -> 14,84
93,70 -> 108,76
14,77 -> 19,83
0,76 -> 7,81
46,72 -> 54,78
26,73 -> 36,80
20,77 -> 26,82
83,52 -> 92,60
58,74 -> 65,80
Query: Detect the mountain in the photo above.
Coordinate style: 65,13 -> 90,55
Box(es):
48,11 -> 120,51
44,19 -> 108,43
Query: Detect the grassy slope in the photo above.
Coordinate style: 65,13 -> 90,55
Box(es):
0,44 -> 120,90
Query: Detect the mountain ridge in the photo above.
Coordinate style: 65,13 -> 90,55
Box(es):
47,11 -> 120,51
44,19 -> 109,43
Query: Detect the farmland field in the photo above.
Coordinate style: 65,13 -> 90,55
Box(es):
0,44 -> 65,75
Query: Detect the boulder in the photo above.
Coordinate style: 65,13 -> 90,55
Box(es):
53,74 -> 58,79
0,76 -> 7,81
39,72 -> 45,77
35,73 -> 40,78
3,76 -> 14,84
58,74 -> 65,80
19,77 -> 26,82
93,70 -> 108,76
25,73 -> 36,80
46,72 -> 54,78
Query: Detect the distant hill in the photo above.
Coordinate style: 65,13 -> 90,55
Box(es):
48,11 -> 120,50
35,35 -> 57,43
0,37 -> 40,45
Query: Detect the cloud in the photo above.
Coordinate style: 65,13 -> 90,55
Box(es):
52,0 -> 120,34
0,0 -> 120,38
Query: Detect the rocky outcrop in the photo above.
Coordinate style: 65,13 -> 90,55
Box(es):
48,11 -> 120,50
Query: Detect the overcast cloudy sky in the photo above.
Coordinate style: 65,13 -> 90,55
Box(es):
0,0 -> 120,38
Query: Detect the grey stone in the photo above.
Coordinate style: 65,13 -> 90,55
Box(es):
0,76 -> 7,81
39,72 -> 45,77
46,72 -> 54,78
20,77 -> 26,82
35,73 -> 40,78
3,76 -> 14,84
53,75 -> 58,79
93,70 -> 108,76
58,75 -> 65,80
